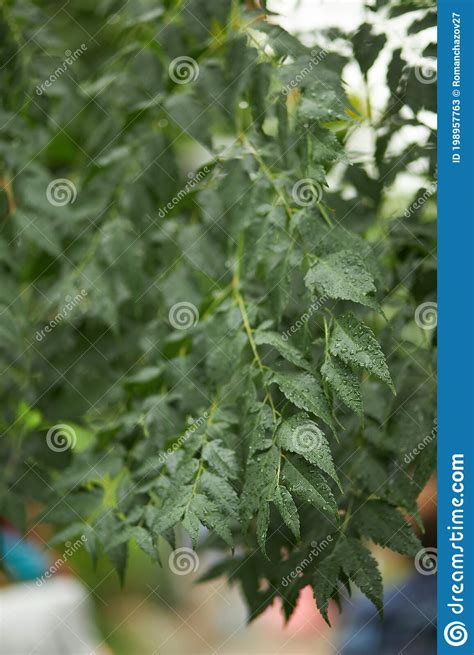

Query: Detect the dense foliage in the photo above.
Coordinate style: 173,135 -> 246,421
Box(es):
0,0 -> 436,622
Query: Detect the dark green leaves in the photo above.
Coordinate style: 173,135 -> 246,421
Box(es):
1,0 -> 435,630
329,314 -> 394,391
353,500 -> 422,556
305,250 -> 379,310
275,414 -> 340,486
241,445 -> 279,524
271,371 -> 336,432
312,537 -> 383,623
321,356 -> 363,416
352,23 -> 387,75
281,457 -> 337,515
255,330 -> 311,371
273,485 -> 300,540
337,538 -> 384,614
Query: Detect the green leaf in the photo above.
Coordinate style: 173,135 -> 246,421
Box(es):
273,485 -> 300,540
131,526 -> 159,561
271,371 -> 335,433
255,330 -> 311,372
200,470 -> 239,520
305,250 -> 379,310
202,441 -> 239,480
148,486 -> 193,534
275,414 -> 340,486
188,493 -> 234,547
336,538 -> 383,614
329,314 -> 394,391
354,500 -> 422,556
321,356 -> 363,416
256,502 -> 270,558
281,457 -> 337,515
312,553 -> 341,624
352,23 -> 386,75
241,445 -> 280,524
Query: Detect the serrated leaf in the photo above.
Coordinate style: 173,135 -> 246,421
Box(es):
271,371 -> 335,433
241,445 -> 280,524
131,526 -> 159,561
305,250 -> 379,310
149,485 -> 193,534
200,470 -> 239,519
256,502 -> 270,558
273,485 -> 300,540
329,314 -> 394,391
312,553 -> 341,624
336,538 -> 383,614
189,493 -> 234,547
281,457 -> 337,515
321,356 -> 363,415
354,500 -> 422,556
275,414 -> 340,486
202,441 -> 239,479
182,504 -> 202,548
254,330 -> 311,372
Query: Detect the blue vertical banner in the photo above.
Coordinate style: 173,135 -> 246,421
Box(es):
438,0 -> 474,653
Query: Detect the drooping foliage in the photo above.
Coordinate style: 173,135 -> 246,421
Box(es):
0,0 -> 436,622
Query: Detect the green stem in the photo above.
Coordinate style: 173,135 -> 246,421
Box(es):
243,137 -> 293,221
